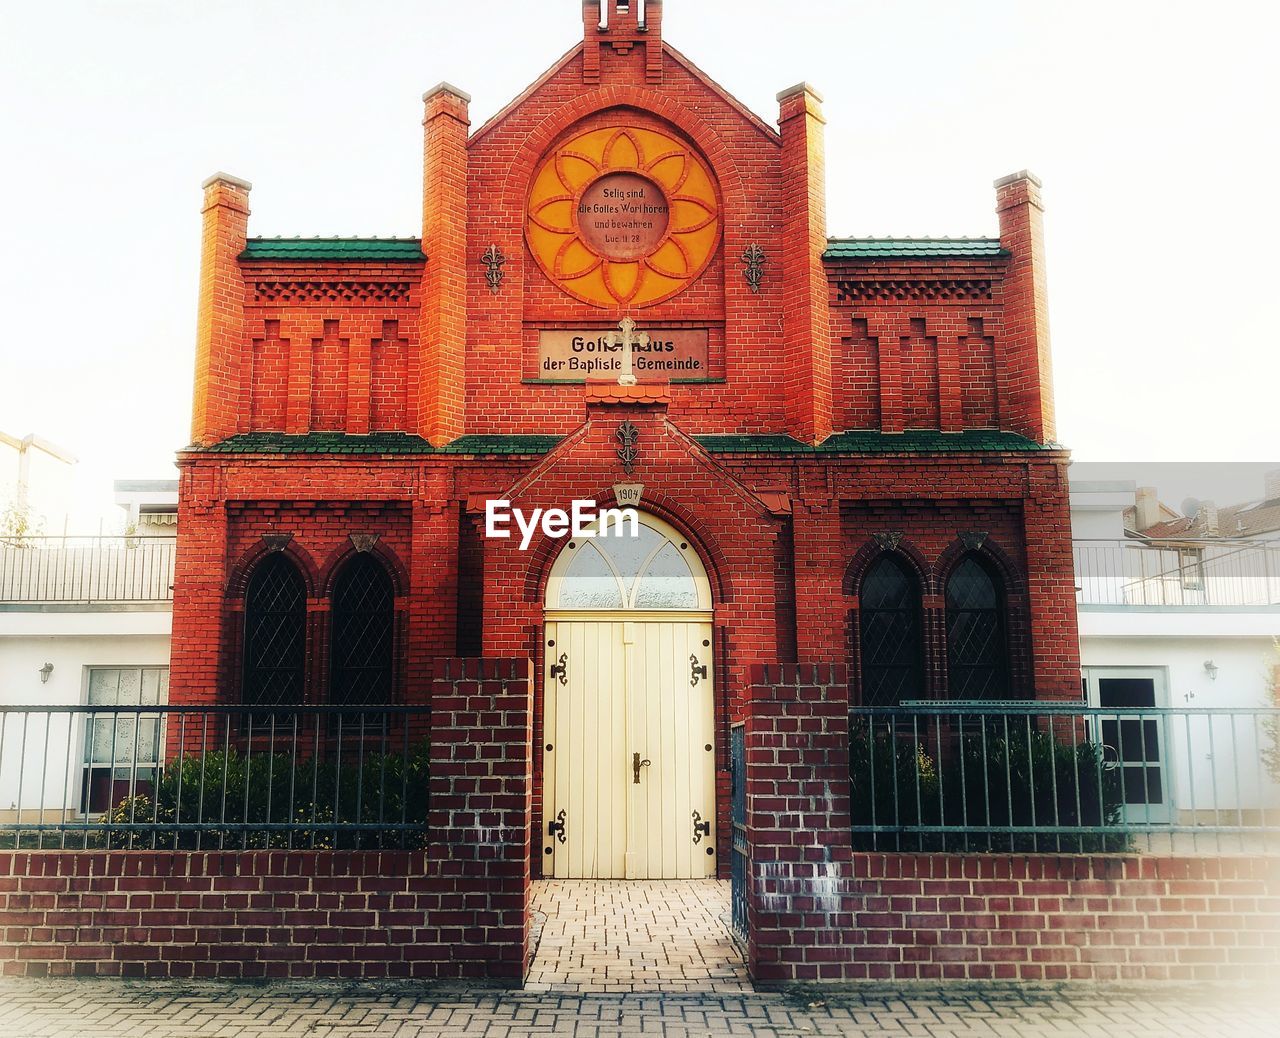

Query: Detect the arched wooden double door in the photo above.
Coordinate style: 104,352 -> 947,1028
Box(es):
542,513 -> 716,879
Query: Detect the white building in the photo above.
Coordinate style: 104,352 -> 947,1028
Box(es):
1071,472 -> 1280,839
0,481 -> 175,820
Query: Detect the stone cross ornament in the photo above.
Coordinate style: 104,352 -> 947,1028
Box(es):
605,316 -> 648,387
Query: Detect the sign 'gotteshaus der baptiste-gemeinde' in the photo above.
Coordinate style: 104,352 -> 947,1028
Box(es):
538,329 -> 709,380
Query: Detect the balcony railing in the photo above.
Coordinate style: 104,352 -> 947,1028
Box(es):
1073,537 -> 1280,608
851,702 -> 1280,855
0,535 -> 177,604
0,704 -> 430,850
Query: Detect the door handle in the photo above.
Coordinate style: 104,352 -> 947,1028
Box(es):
632,751 -> 651,784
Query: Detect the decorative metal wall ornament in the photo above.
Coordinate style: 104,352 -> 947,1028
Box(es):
959,530 -> 990,551
550,653 -> 569,685
741,244 -> 766,293
548,808 -> 567,844
616,420 -> 640,473
690,654 -> 707,687
480,245 -> 506,294
349,533 -> 380,554
692,810 -> 711,844
872,531 -> 905,552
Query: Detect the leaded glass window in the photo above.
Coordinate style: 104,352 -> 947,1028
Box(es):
858,555 -> 924,706
945,555 -> 1009,700
242,553 -> 306,706
548,514 -> 709,611
330,554 -> 395,705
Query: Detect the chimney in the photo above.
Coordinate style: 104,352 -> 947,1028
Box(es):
417,83 -> 470,445
1265,468 -> 1280,501
995,170 -> 1055,443
1135,487 -> 1161,531
190,173 -> 251,447
777,82 -> 832,445
1199,500 -> 1219,538
582,0 -> 663,84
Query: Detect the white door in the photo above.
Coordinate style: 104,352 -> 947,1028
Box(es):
543,512 -> 716,879
543,619 -> 715,878
1083,667 -> 1173,824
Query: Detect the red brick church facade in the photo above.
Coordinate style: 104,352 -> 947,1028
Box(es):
172,0 -> 1080,893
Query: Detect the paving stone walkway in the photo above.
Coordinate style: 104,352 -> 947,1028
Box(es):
1,978 -> 1277,1037
527,878 -> 749,992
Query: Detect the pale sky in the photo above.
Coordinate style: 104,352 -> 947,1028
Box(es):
1,0 -> 1276,529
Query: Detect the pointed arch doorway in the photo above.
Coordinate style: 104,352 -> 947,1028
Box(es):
542,512 -> 716,879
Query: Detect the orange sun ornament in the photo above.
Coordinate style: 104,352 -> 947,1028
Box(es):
526,125 -> 722,309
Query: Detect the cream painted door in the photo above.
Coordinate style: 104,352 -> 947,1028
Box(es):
629,620 -> 716,879
544,620 -> 629,878
544,618 -> 716,879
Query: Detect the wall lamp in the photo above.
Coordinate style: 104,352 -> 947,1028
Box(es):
39,662 -> 54,684
1203,660 -> 1219,681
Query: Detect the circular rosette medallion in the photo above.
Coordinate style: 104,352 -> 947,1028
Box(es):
525,125 -> 721,308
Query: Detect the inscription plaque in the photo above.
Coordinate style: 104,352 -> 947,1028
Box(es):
538,329 -> 709,381
577,173 -> 670,262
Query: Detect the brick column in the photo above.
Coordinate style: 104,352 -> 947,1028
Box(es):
790,501 -> 844,663
746,663 -> 858,984
995,170 -> 1055,443
1022,458 -> 1082,700
416,83 -> 470,446
424,657 -> 532,981
190,173 -> 250,447
169,462 -> 228,705
778,83 -> 833,445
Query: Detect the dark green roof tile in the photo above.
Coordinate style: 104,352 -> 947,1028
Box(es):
191,433 -> 560,456
697,430 -> 1048,454
240,238 -> 427,262
824,238 -> 1006,261
191,429 -> 1047,458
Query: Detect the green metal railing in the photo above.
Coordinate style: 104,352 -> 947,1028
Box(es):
850,702 -> 1280,854
0,704 -> 429,850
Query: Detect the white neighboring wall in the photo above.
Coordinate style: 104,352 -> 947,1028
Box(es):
1080,635 -> 1280,814
0,624 -> 171,813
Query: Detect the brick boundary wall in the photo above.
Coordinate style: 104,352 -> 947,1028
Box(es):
746,663 -> 1280,985
0,658 -> 533,981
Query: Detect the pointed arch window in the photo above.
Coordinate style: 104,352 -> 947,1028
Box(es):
242,553 -> 306,706
945,554 -> 1009,700
858,555 -> 924,706
330,553 -> 395,705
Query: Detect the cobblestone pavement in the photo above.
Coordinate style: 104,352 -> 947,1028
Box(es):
527,878 -> 750,992
1,978 -> 1277,1037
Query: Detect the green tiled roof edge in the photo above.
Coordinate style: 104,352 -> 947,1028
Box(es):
190,433 -> 561,455
824,238 -> 1007,260
240,238 -> 427,261
192,430 -> 1050,456
696,431 -> 1049,453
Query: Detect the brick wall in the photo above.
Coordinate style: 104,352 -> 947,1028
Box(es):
0,658 -> 532,982
844,854 -> 1280,983
745,664 -> 1280,985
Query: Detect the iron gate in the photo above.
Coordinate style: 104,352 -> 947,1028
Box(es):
729,721 -> 748,940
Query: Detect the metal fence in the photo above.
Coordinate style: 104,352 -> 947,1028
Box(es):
1073,537 -> 1280,608
850,703 -> 1280,854
729,722 -> 748,941
0,536 -> 177,604
0,705 -> 430,850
